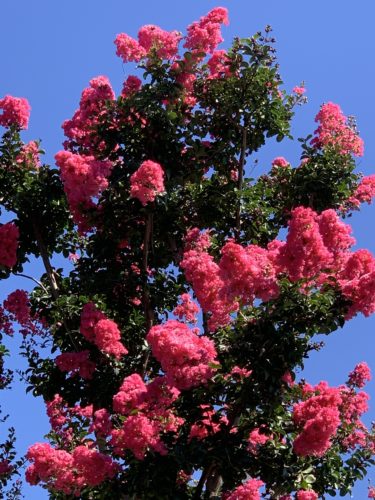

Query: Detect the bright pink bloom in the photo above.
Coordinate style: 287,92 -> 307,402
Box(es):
226,478 -> 264,500
0,223 -> 19,268
113,373 -> 147,415
0,95 -> 30,129
55,350 -> 96,379
55,150 -> 113,230
3,289 -> 30,324
369,486 -> 375,498
348,362 -> 372,389
207,50 -> 231,78
272,156 -> 289,168
184,7 -> 229,55
219,240 -> 279,304
146,320 -> 217,390
311,102 -> 364,156
114,33 -> 146,63
130,160 -> 165,206
338,249 -> 375,318
138,25 -> 181,59
293,86 -> 306,95
111,413 -> 166,459
173,293 -> 200,323
26,442 -> 117,494
349,175 -> 375,207
122,75 -> 142,97
16,141 -> 41,168
276,206 -> 332,281
80,302 -> 128,359
296,491 -> 318,500
180,243 -> 237,331
184,228 -> 211,252
62,76 -> 115,152
91,408 -> 112,437
293,383 -> 342,457
247,427 -> 272,454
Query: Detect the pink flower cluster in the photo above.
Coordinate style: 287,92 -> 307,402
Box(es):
219,240 -> 280,303
55,150 -> 113,230
225,478 -> 264,500
115,25 -> 180,63
0,95 -> 30,129
293,86 -> 306,95
207,50 -> 231,79
274,207 -> 354,282
121,75 -> 142,97
348,175 -> 375,208
112,374 -> 183,459
348,361 -> 372,389
272,156 -> 290,168
296,491 -> 318,500
0,223 -> 19,268
80,302 -> 128,359
189,405 -> 228,441
180,231 -> 237,331
369,486 -> 375,498
247,427 -> 272,454
16,141 -> 41,169
184,7 -> 229,55
311,102 -> 364,156
293,382 -> 342,457
55,350 -> 96,380
3,289 -> 30,324
173,293 -> 199,323
129,160 -> 165,206
26,443 -> 117,495
62,76 -> 115,152
146,320 -> 217,390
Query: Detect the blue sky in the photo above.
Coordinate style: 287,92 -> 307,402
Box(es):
1,1 -> 375,497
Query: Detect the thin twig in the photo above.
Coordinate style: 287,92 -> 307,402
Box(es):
234,126 -> 248,241
13,273 -> 48,294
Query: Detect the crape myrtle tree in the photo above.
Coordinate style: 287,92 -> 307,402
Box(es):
1,6 -> 375,499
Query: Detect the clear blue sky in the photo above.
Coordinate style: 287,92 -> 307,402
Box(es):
1,1 -> 375,497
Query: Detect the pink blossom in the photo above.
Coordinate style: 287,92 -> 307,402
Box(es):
114,33 -> 146,63
348,175 -> 375,207
3,289 -> 30,324
219,240 -> 279,304
272,156 -> 290,168
296,491 -> 318,500
80,302 -> 128,359
207,50 -> 231,78
184,7 -> 229,55
293,86 -> 306,95
369,486 -> 375,498
138,25 -> 181,60
348,362 -> 372,388
0,95 -> 30,129
146,320 -> 217,390
121,75 -> 142,97
62,76 -> 115,152
226,478 -> 264,500
276,206 -> 332,281
16,141 -> 41,168
173,293 -> 200,323
55,350 -> 96,379
0,223 -> 19,268
55,150 -> 113,230
130,160 -> 165,206
247,427 -> 272,454
311,102 -> 364,156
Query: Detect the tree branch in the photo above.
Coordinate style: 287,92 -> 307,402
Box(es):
141,211 -> 154,378
234,126 -> 248,241
13,273 -> 48,294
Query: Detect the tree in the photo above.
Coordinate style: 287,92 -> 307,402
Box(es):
0,6 -> 375,499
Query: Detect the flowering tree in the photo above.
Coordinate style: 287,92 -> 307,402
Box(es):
1,7 -> 375,499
